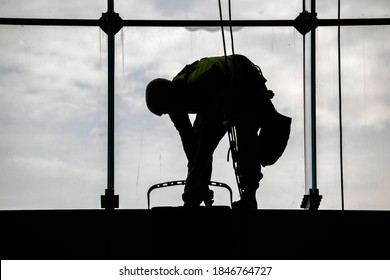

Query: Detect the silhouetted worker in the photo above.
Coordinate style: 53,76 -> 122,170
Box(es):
146,54 -> 290,209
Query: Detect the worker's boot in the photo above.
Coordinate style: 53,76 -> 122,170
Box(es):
182,189 -> 214,207
232,188 -> 258,210
202,189 -> 214,207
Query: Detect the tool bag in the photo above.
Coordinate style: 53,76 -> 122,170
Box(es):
258,110 -> 292,167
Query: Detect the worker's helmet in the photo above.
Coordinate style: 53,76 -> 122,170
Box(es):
145,78 -> 176,116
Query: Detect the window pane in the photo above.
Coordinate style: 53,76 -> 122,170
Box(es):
317,26 -> 390,210
316,0 -> 390,19
0,0 -> 106,19
341,26 -> 390,210
317,27 -> 342,209
116,27 -> 304,209
341,0 -> 390,18
317,0 -> 339,19
117,0 -> 301,20
0,26 -> 107,209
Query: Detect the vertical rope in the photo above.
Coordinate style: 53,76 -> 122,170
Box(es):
338,0 -> 345,210
228,0 -> 235,55
218,0 -> 227,59
218,0 -> 235,57
218,0 -> 241,196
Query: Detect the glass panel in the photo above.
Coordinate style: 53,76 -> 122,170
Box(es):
303,0 -> 317,199
231,0 -> 301,20
341,26 -> 390,210
317,0 -> 339,19
317,0 -> 390,19
0,0 -> 106,19
0,26 -> 107,209
316,27 -> 342,209
116,27 -> 304,209
341,0 -> 390,18
117,0 -> 301,20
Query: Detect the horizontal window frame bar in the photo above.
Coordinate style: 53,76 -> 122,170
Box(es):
0,18 -> 98,26
0,18 -> 389,27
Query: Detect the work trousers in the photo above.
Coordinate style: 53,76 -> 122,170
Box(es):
171,111 -> 263,202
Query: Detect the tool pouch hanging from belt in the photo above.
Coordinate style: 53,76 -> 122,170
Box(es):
258,111 -> 292,167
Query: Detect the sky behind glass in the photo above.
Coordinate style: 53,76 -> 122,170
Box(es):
0,0 -> 389,210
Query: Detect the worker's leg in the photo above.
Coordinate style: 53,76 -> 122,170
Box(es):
183,112 -> 226,206
233,115 -> 262,209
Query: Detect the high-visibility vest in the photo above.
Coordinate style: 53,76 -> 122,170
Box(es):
173,55 -> 267,113
173,56 -> 234,87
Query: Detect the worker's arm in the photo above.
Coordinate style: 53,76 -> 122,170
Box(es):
169,113 -> 196,164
